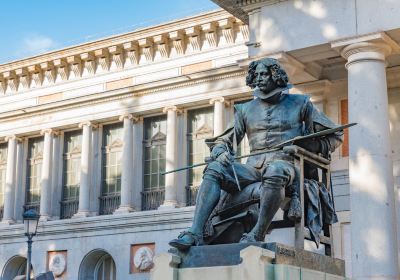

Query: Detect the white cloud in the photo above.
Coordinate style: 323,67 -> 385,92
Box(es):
16,34 -> 58,58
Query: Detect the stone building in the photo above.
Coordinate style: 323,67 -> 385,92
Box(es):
0,1 -> 399,279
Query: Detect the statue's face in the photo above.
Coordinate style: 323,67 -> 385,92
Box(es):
254,63 -> 277,93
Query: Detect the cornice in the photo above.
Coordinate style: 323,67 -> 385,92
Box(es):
0,207 -> 195,242
0,66 -> 246,122
0,10 -> 248,96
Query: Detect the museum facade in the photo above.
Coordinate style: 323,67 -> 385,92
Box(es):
0,1 -> 399,279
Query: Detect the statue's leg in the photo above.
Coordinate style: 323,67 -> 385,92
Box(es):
240,161 -> 295,242
169,161 -> 260,250
169,162 -> 225,250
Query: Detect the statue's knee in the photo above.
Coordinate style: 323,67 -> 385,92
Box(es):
203,161 -> 226,183
262,163 -> 292,186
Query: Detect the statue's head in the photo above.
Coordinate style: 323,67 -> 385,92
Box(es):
246,58 -> 289,100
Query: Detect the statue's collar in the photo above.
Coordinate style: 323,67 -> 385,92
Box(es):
252,84 -> 293,100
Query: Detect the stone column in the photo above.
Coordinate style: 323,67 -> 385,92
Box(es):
39,129 -> 55,221
1,136 -> 19,224
333,33 -> 400,280
74,121 -> 95,218
210,97 -> 228,136
160,106 -> 180,209
115,114 -> 135,214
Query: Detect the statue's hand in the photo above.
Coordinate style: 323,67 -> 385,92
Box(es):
216,151 -> 235,166
210,144 -> 234,166
210,144 -> 227,160
295,138 -> 321,153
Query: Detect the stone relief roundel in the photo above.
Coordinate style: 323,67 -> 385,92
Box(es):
133,246 -> 154,271
49,253 -> 66,276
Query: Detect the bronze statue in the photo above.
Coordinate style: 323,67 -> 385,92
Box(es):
169,58 -> 343,250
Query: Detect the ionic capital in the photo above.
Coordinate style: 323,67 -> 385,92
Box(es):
331,32 -> 400,68
78,121 -> 98,129
210,97 -> 230,106
40,128 -> 59,136
118,113 -> 142,123
163,105 -> 183,114
4,135 -> 23,142
119,113 -> 133,122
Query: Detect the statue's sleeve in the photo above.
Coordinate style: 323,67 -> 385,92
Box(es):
205,104 -> 246,154
312,107 -> 344,155
301,96 -> 314,135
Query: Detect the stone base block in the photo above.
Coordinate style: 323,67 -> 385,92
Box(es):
151,243 -> 348,280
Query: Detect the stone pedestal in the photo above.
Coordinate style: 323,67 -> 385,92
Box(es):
151,243 -> 347,280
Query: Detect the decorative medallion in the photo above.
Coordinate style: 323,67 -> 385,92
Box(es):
133,246 -> 154,271
48,253 -> 66,276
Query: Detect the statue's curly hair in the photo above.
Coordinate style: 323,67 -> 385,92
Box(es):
245,58 -> 289,89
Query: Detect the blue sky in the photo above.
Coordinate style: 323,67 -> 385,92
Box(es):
0,0 -> 218,64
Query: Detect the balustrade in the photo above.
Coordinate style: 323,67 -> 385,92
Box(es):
99,194 -> 121,215
141,190 -> 165,211
60,200 -> 79,219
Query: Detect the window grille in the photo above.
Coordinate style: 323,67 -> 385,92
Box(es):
142,116 -> 166,210
60,131 -> 82,219
24,137 -> 43,212
100,123 -> 123,215
186,107 -> 214,206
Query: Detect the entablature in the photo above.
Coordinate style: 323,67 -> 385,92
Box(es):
0,10 -> 248,96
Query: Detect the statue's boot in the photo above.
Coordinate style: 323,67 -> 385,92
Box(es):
240,182 -> 285,242
169,177 -> 220,250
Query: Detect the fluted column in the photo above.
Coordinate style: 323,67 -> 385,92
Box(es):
160,106 -> 181,209
74,121 -> 95,218
210,97 -> 228,136
333,33 -> 400,280
115,114 -> 135,214
39,129 -> 55,221
1,136 -> 19,224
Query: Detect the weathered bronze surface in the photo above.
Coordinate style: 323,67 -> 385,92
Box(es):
169,58 -> 343,251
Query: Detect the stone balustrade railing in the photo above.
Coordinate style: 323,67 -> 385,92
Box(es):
0,11 -> 248,95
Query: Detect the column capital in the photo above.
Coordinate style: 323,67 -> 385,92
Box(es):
4,135 -> 23,142
209,97 -> 230,106
40,128 -> 59,136
119,114 -> 142,122
332,32 -> 400,67
78,121 -> 98,129
162,105 -> 183,114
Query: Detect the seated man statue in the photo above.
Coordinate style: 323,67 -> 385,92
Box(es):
169,58 -> 343,250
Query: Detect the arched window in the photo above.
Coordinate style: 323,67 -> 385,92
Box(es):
79,250 -> 116,280
94,255 -> 116,280
1,256 -> 33,280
